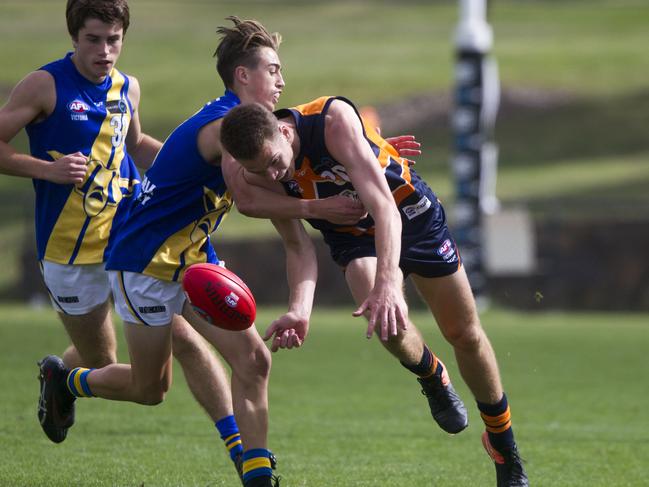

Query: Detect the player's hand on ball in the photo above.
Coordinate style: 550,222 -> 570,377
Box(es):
263,311 -> 309,352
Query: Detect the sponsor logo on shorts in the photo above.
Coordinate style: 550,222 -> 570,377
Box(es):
402,196 -> 432,220
57,295 -> 80,303
224,292 -> 239,308
68,100 -> 89,121
437,238 -> 457,262
138,305 -> 167,314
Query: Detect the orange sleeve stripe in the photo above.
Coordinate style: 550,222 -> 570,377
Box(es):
294,97 -> 330,116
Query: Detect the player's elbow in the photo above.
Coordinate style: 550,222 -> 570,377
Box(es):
234,197 -> 261,217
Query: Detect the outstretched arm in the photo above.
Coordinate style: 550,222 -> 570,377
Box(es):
262,217 -> 317,352
222,151 -> 367,224
326,100 -> 409,341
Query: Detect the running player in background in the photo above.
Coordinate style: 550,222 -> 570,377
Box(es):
220,98 -> 529,487
0,0 -> 246,475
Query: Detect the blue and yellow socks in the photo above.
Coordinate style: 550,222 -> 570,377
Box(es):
241,448 -> 274,485
66,367 -> 95,398
215,415 -> 244,461
478,393 -> 515,452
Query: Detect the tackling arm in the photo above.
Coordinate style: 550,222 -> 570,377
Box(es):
262,217 -> 318,352
222,151 -> 367,224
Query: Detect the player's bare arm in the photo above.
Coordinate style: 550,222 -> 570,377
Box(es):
222,150 -> 367,224
0,71 -> 87,184
262,217 -> 317,352
195,116 -> 224,164
124,75 -> 161,170
325,100 -> 408,341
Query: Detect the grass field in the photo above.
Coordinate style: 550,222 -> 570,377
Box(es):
1,305 -> 648,486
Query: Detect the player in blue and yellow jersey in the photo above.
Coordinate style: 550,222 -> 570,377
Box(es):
30,16 -> 378,487
0,0 -> 253,476
30,14 -> 420,486
220,98 -> 529,487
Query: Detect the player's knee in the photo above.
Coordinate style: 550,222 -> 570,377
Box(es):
135,383 -> 167,405
249,343 -> 272,380
85,350 -> 117,368
443,321 -> 484,351
233,342 -> 271,385
171,323 -> 203,359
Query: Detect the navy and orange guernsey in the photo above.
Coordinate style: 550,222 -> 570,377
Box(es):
25,52 -> 139,265
105,91 -> 238,282
277,96 -> 436,238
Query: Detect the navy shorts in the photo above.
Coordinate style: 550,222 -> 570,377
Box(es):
321,189 -> 461,278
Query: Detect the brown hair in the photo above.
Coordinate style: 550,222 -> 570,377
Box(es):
66,0 -> 130,38
214,16 -> 281,89
221,103 -> 278,161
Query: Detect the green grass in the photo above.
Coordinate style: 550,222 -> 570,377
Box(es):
1,305 -> 648,486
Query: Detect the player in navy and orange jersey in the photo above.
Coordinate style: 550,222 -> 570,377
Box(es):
0,0 -> 254,475
221,98 -> 528,487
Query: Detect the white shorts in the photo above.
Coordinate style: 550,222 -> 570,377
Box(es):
108,271 -> 186,327
40,261 -> 111,315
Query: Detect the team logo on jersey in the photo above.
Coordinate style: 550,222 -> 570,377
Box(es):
224,292 -> 239,308
68,100 -> 89,121
76,157 -> 119,217
437,238 -> 457,262
316,162 -> 351,185
106,99 -> 127,114
47,150 -> 131,218
189,188 -> 233,244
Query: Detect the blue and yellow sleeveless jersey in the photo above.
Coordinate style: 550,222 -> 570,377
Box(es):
105,91 -> 238,282
278,96 -> 437,237
25,52 -> 139,265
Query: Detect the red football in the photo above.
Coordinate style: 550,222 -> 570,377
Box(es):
182,263 -> 256,331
